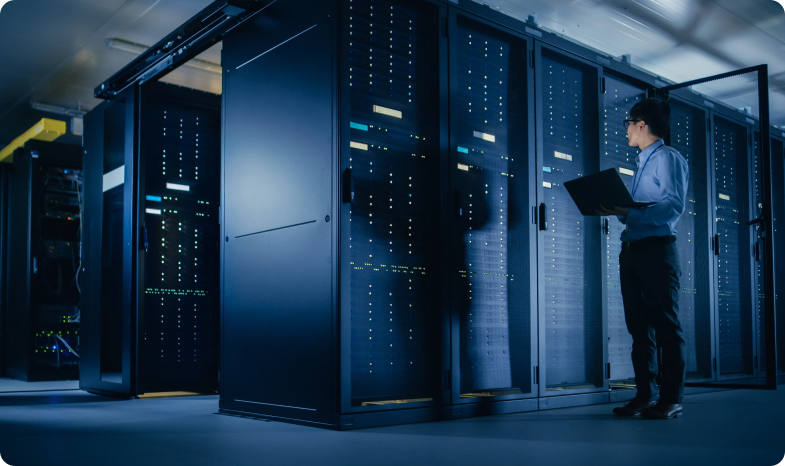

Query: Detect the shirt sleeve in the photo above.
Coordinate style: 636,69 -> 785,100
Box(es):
626,150 -> 688,227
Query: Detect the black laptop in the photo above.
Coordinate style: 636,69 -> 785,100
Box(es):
563,168 -> 656,216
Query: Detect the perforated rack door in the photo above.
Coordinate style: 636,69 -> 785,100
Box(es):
536,45 -> 605,395
712,115 -> 755,380
600,75 -> 644,386
139,84 -> 220,393
345,0 -> 443,408
772,137 -> 785,378
669,98 -> 713,382
451,14 -> 533,400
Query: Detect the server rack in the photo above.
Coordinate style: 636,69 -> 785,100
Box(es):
600,74 -> 646,389
0,164 -> 9,378
448,11 -> 538,413
711,112 -> 756,381
667,96 -> 714,383
534,43 -> 607,405
81,82 -> 220,397
772,135 -> 785,381
4,140 -> 82,381
758,132 -> 785,383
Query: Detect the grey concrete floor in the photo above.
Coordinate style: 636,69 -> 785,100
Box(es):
0,378 -> 79,393
0,388 -> 783,466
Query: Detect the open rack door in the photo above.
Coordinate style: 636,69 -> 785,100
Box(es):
654,65 -> 777,390
80,87 -> 139,398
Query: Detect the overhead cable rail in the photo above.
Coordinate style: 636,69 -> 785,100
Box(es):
94,0 -> 274,100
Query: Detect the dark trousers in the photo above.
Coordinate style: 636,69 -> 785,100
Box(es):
619,240 -> 686,404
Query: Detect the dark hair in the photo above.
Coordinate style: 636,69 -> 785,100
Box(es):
630,98 -> 670,139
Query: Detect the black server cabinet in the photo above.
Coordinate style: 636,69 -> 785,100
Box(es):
221,0 -> 453,428
534,43 -> 606,401
81,92 -> 136,395
448,12 -> 538,409
710,113 -> 756,381
5,140 -> 82,381
82,82 -> 220,397
600,74 -> 645,388
343,0 -> 446,412
772,136 -> 785,380
668,96 -> 713,383
0,165 -> 8,377
756,132 -> 785,382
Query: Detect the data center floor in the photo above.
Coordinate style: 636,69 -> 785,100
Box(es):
0,388 -> 782,466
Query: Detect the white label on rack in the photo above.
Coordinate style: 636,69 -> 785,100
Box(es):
473,131 -> 496,142
103,165 -> 125,192
166,182 -> 190,192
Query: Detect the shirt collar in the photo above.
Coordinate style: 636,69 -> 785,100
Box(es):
635,139 -> 665,165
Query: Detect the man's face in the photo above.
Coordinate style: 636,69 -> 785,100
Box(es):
627,119 -> 645,147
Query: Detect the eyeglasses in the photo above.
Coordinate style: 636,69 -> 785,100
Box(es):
623,119 -> 642,129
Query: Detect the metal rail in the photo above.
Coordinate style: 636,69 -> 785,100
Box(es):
94,0 -> 273,99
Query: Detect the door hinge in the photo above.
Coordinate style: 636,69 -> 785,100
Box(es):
529,50 -> 535,69
533,366 -> 539,384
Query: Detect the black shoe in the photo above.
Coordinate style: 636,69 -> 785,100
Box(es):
641,401 -> 683,419
613,398 -> 657,416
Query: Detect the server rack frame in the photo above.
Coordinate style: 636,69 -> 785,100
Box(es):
136,82 -> 221,395
82,82 -> 222,398
708,110 -> 757,383
667,93 -> 716,385
772,134 -> 785,383
446,8 -> 540,415
598,71 -> 646,393
81,88 -> 140,398
534,41 -> 609,406
0,164 -> 9,378
4,140 -> 83,382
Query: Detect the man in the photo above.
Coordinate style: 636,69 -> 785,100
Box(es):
597,98 -> 689,419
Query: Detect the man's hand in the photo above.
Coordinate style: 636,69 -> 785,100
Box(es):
596,205 -> 630,216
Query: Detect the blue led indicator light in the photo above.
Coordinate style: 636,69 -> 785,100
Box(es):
457,147 -> 469,154
146,195 -> 163,202
350,122 -> 369,131
543,167 -> 552,173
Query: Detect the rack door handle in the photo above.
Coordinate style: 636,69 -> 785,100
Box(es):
342,168 -> 354,204
538,203 -> 547,231
713,233 -> 720,256
141,226 -> 149,253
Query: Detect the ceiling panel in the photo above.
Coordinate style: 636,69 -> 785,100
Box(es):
0,0 -> 784,149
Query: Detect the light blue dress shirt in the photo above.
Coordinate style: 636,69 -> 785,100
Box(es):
618,139 -> 689,242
